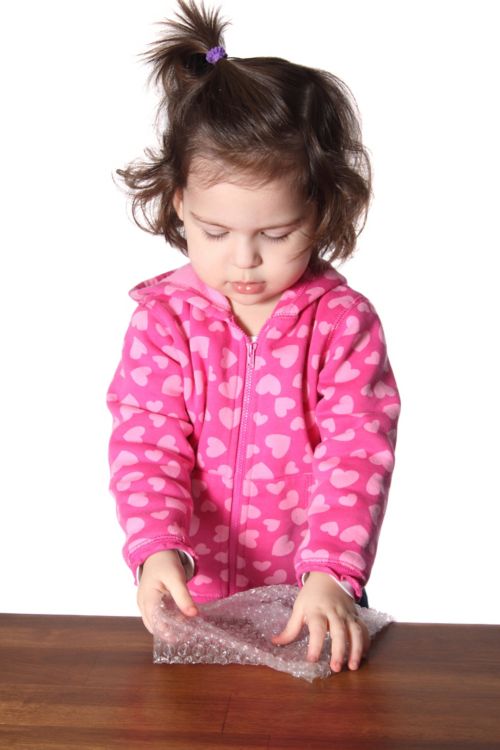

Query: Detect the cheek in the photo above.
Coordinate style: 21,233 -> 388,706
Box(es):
187,241 -> 224,276
287,247 -> 313,268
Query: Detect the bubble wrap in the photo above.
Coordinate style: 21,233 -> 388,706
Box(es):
152,584 -> 394,681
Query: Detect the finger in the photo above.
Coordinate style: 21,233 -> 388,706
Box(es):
361,619 -> 371,656
328,614 -> 349,672
137,589 -> 151,634
138,587 -> 164,635
271,608 -> 304,646
306,616 -> 328,662
142,614 -> 154,635
346,616 -> 366,671
168,577 -> 199,617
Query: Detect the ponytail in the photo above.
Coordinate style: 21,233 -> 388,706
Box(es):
141,0 -> 229,114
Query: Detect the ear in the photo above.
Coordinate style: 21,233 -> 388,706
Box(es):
172,188 -> 184,222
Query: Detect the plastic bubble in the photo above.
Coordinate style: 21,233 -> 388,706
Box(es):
152,584 -> 394,681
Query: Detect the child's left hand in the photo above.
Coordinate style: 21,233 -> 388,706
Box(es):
271,571 -> 370,672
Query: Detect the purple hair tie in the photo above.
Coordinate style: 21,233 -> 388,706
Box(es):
205,46 -> 227,65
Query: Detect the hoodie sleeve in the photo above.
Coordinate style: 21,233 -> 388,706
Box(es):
294,295 -> 401,601
106,301 -> 197,584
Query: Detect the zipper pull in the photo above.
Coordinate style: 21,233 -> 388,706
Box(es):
247,341 -> 256,368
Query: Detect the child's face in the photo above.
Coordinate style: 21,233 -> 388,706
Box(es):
173,167 -> 316,320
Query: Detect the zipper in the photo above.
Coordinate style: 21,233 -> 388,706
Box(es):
247,340 -> 257,368
227,337 -> 257,594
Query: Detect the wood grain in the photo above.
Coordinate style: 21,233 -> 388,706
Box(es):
1,613 -> 499,749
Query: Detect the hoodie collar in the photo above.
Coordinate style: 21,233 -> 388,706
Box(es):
129,261 -> 347,320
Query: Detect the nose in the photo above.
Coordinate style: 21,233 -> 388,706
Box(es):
231,236 -> 262,269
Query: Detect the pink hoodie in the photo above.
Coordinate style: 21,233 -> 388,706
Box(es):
106,261 -> 401,603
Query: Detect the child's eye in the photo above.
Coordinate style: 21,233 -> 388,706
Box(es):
202,230 -> 291,243
264,233 -> 291,242
203,230 -> 227,241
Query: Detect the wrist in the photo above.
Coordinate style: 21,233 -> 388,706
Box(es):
141,549 -> 183,574
302,570 -> 356,600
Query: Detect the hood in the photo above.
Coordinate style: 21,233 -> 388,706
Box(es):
129,260 -> 348,322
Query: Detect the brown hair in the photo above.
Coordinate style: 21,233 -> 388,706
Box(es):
115,0 -> 372,272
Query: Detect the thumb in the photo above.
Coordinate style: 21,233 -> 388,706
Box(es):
168,577 -> 199,617
272,609 -> 304,646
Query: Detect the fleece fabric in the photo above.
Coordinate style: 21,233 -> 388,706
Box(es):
106,260 -> 401,603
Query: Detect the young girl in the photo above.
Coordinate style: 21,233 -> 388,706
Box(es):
106,0 -> 401,674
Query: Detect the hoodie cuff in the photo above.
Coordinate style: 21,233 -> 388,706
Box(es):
176,550 -> 195,581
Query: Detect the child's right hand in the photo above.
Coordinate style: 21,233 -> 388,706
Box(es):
137,549 -> 198,634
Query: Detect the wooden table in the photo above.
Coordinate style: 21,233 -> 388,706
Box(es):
1,613 -> 499,749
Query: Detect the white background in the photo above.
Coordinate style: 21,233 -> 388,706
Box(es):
1,1 -> 499,624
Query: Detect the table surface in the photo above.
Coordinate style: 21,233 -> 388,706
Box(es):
1,613 -> 500,750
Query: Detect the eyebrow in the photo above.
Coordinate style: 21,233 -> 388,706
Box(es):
190,211 -> 305,231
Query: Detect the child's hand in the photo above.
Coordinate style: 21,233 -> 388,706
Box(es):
137,550 -> 198,634
271,571 -> 370,672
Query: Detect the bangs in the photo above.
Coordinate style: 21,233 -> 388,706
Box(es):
185,145 -> 310,199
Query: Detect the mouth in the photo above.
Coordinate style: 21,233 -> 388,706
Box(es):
231,281 -> 266,294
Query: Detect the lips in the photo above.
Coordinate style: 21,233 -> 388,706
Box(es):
231,281 -> 265,294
